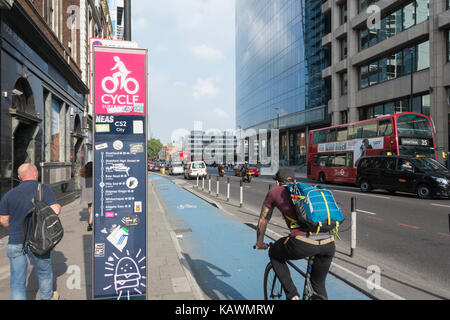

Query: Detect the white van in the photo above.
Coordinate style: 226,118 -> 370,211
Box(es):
184,161 -> 207,179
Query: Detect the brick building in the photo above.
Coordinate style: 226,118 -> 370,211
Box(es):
0,0 -> 113,203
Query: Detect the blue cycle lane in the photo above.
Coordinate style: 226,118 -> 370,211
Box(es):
149,173 -> 370,300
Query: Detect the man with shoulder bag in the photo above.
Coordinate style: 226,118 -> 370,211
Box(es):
0,163 -> 61,300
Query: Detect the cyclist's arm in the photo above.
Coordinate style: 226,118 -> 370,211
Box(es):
255,205 -> 273,250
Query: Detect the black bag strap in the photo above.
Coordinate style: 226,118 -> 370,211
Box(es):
22,183 -> 42,250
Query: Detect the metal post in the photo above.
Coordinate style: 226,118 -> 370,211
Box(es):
124,0 -> 132,41
196,175 -> 199,188
351,197 -> 356,258
216,176 -> 219,197
202,176 -> 205,190
227,177 -> 230,202
208,175 -> 211,194
240,179 -> 243,208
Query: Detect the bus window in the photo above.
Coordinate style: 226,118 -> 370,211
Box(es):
327,155 -> 334,166
313,131 -> 327,144
332,154 -> 347,167
347,153 -> 353,167
378,119 -> 393,136
318,155 -> 329,167
362,121 -> 377,138
352,125 -> 363,139
327,129 -> 337,142
337,127 -> 348,141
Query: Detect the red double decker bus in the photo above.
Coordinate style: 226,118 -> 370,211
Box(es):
307,112 -> 437,184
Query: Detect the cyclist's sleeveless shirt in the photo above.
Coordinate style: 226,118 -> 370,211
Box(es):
263,186 -> 307,237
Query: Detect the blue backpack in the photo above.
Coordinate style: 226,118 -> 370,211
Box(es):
284,183 -> 344,239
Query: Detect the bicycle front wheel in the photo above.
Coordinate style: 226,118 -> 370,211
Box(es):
263,262 -> 285,300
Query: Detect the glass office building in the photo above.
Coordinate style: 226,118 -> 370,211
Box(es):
236,0 -> 330,167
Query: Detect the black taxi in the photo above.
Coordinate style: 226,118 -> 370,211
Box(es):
356,155 -> 450,199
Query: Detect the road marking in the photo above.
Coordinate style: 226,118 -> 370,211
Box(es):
437,232 -> 450,237
333,189 -> 391,199
357,209 -> 377,216
398,224 -> 420,230
431,203 -> 450,208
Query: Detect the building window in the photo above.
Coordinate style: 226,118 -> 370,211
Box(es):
50,98 -> 61,162
341,72 -> 348,95
358,1 -> 429,52
359,0 -> 379,13
359,41 -> 429,89
341,38 -> 347,60
359,93 -> 431,120
340,3 -> 347,25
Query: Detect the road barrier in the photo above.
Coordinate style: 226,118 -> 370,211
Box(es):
351,197 -> 356,258
240,179 -> 243,208
227,177 -> 230,202
216,176 -> 220,197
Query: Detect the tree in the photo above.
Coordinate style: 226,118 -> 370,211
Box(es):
147,138 -> 163,159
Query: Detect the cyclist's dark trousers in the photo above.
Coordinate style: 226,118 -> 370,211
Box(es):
269,237 -> 335,300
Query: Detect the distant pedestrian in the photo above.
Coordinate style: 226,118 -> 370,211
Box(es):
79,161 -> 93,231
0,163 -> 61,300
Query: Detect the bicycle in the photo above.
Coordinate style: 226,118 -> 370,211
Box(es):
255,243 -> 321,300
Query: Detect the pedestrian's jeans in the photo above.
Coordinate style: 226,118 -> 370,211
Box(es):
269,236 -> 335,300
7,243 -> 53,300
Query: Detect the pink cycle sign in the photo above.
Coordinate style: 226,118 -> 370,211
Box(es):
94,47 -> 147,116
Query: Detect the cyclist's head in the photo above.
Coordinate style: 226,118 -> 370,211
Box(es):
113,56 -> 120,62
273,168 -> 295,184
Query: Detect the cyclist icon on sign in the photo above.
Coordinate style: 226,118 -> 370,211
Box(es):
102,56 -> 139,95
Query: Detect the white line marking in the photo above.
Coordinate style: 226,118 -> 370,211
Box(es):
431,203 -> 450,208
333,189 -> 391,199
357,209 -> 377,216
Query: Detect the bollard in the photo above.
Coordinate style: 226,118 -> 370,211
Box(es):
196,175 -> 199,188
208,175 -> 211,194
351,197 -> 356,258
227,177 -> 230,202
216,176 -> 220,197
202,176 -> 205,190
240,179 -> 243,208
269,184 -> 272,191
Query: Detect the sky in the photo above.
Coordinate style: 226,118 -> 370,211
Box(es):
131,0 -> 236,144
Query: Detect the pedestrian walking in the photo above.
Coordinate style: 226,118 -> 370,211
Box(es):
79,161 -> 93,231
0,163 -> 61,300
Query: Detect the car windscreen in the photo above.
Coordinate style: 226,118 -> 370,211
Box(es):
413,158 -> 447,171
192,162 -> 205,169
172,162 -> 182,167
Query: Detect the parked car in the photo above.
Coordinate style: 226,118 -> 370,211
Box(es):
184,161 -> 207,179
233,164 -> 259,177
151,163 -> 161,172
356,155 -> 450,199
169,162 -> 184,175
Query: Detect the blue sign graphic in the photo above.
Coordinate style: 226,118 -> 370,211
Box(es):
93,121 -> 147,300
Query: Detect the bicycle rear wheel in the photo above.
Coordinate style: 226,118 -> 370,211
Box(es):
263,262 -> 285,300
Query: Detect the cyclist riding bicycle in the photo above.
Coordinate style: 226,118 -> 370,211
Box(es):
254,168 -> 335,300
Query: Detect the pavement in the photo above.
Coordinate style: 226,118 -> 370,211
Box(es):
0,171 -> 390,300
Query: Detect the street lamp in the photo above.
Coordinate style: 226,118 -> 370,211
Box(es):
410,47 -> 414,111
275,107 -> 280,129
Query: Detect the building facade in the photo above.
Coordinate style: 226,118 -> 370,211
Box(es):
0,0 -> 113,200
182,129 -> 238,165
323,0 -> 449,163
236,0 -> 331,168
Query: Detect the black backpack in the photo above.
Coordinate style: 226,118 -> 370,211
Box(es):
22,184 -> 64,256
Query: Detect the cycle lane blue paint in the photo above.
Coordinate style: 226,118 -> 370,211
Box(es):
150,174 -> 370,300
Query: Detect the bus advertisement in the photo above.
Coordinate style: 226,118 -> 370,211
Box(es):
307,113 -> 437,185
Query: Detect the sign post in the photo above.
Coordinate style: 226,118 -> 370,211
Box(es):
92,46 -> 148,300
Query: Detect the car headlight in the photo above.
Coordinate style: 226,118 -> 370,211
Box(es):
435,178 -> 449,185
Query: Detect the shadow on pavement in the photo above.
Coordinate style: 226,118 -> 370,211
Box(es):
182,252 -> 246,300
